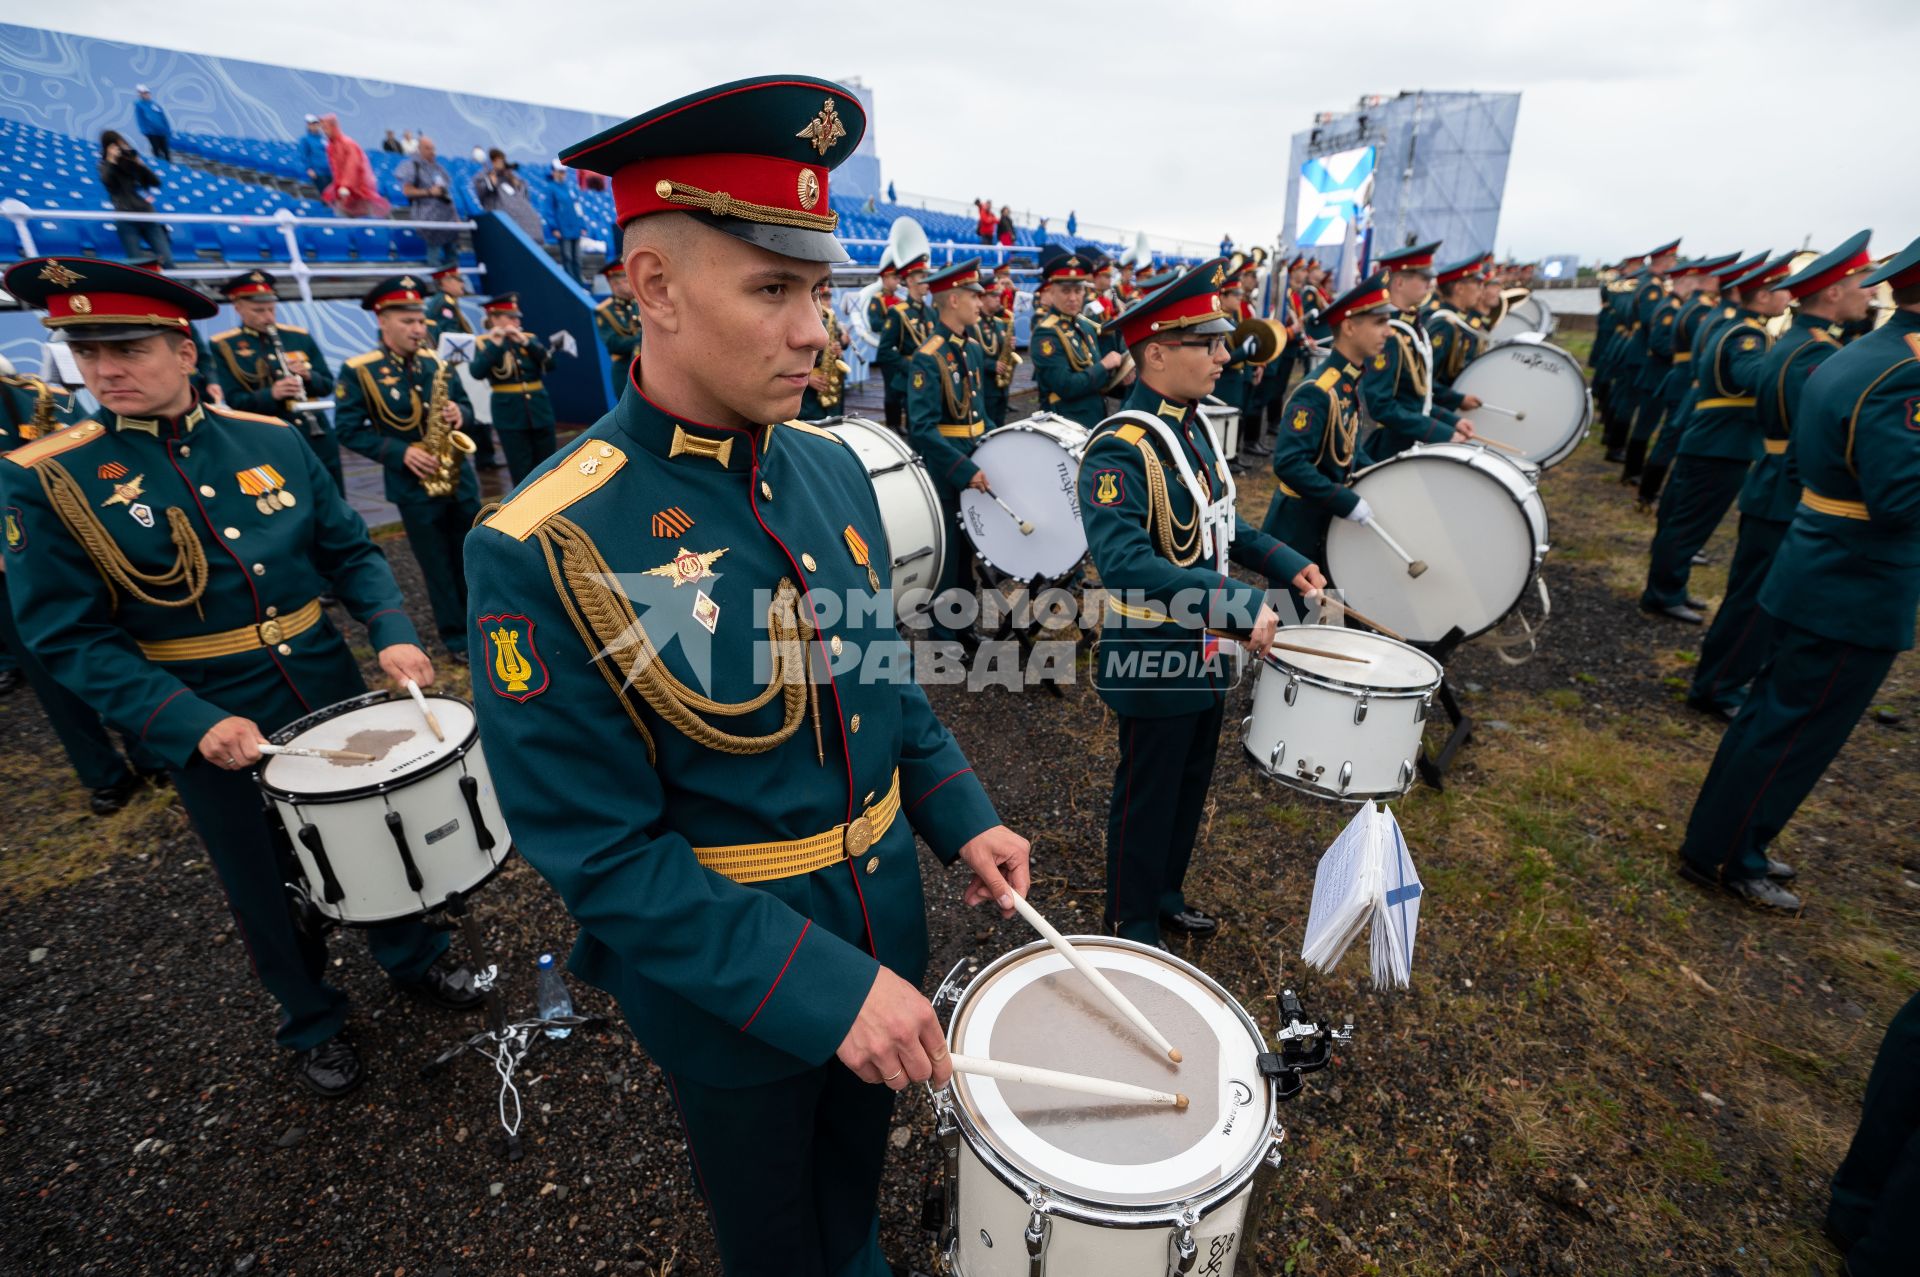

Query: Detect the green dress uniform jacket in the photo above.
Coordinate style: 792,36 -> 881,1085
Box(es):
906,327 -> 988,497
471,333 -> 557,433
333,345 -> 478,508
970,315 -> 1014,426
1262,353 -> 1376,604
207,323 -> 343,491
1646,300 -> 1742,481
463,387 -> 1002,1087
424,290 -> 472,342
874,297 -> 934,399
1422,302 -> 1481,392
1677,309 -> 1773,462
1029,309 -> 1108,428
1360,313 -> 1461,458
1629,290 -> 1685,443
1616,275 -> 1672,434
595,296 -> 642,393
1081,381 -> 1310,719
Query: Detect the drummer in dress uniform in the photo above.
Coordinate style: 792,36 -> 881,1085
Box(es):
0,258 -> 479,1097
1079,259 -> 1323,946
1263,272 -> 1397,617
1637,251 -> 1744,505
1640,253 -> 1795,623
1674,235 -> 1920,912
908,259 -> 994,631
1616,239 -> 1684,481
422,264 -> 500,473
0,358 -> 167,813
1360,241 -> 1480,458
1030,246 -> 1123,427
1423,253 -> 1492,397
876,253 -> 934,434
594,261 -> 643,393
799,276 -> 850,421
1687,233 -> 1875,720
207,270 -> 344,494
334,276 -> 480,662
464,77 -> 1030,1274
971,282 -> 1015,427
471,293 -> 558,487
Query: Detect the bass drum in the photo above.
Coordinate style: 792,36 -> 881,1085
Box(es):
1449,341 -> 1590,469
1490,291 -> 1554,344
819,415 -> 944,622
958,413 -> 1090,582
1326,442 -> 1549,645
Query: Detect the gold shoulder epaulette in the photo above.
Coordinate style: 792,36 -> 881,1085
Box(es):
209,327 -> 242,344
208,404 -> 288,427
1035,315 -> 1059,331
1115,423 -> 1147,445
4,418 -> 106,468
917,336 -> 944,356
482,441 -> 629,541
346,350 -> 384,368
1313,366 -> 1343,391
779,419 -> 850,445
276,323 -> 309,335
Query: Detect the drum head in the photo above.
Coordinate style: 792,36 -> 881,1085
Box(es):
1266,625 -> 1442,690
959,425 -> 1087,580
262,696 -> 474,795
949,940 -> 1268,1208
1327,450 -> 1537,643
1451,342 -> 1589,468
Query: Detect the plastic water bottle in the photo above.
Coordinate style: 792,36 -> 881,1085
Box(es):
534,952 -> 572,1039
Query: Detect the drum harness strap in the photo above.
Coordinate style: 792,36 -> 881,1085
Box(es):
1388,317 -> 1436,415
1105,409 -> 1237,572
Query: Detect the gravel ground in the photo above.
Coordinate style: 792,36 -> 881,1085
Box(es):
2,383 -> 1914,1276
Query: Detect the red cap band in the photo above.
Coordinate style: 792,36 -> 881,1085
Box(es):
610,151 -> 835,230
1786,247 -> 1873,299
1116,291 -> 1228,349
44,290 -> 189,329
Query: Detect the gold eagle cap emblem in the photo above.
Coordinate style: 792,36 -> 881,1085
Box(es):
644,545 -> 728,587
38,261 -> 83,287
796,98 -> 847,156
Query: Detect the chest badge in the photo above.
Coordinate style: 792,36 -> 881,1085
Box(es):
101,474 -> 146,509
236,465 -> 296,514
477,613 -> 549,701
644,545 -> 727,587
652,506 -> 694,538
691,589 -> 720,635
97,461 -> 129,481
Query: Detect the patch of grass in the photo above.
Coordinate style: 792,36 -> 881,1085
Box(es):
1545,688 -> 1584,712
0,751 -> 181,899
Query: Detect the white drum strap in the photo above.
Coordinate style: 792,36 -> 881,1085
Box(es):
1390,317 -> 1436,415
1107,410 -> 1236,571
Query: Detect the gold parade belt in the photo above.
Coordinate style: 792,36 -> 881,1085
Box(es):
1801,489 -> 1870,521
1694,396 -> 1757,410
936,422 -> 986,439
137,598 -> 324,662
693,770 -> 901,884
1763,439 -> 1789,455
491,381 -> 545,394
1671,352 -> 1692,363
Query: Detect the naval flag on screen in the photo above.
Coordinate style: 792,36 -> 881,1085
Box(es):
1295,145 -> 1376,249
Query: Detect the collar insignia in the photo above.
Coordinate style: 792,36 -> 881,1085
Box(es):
1156,400 -> 1185,421
644,545 -> 727,587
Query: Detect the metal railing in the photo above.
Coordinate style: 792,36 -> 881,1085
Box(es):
0,203 -> 481,304
888,189 -> 1215,258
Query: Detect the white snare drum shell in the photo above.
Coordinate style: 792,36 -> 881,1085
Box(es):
959,414 -> 1090,581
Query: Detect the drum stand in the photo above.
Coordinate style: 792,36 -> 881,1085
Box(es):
417,890 -> 604,1161
1413,626 -> 1475,791
968,562 -> 1088,698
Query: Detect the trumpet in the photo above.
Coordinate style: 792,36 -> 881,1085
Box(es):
419,360 -> 475,499
264,326 -> 333,418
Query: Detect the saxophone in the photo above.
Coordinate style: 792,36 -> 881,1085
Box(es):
817,303 -> 849,410
992,314 -> 1021,390
419,359 -> 475,499
21,378 -> 58,441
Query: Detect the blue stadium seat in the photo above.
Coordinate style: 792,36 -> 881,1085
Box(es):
298,223 -> 354,261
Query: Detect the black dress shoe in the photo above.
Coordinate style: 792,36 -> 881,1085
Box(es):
1160,908 -> 1218,936
1676,860 -> 1802,912
1684,694 -> 1740,724
394,957 -> 485,1011
293,1035 -> 364,1098
1691,552 -> 1712,566
1604,448 -> 1627,464
1685,596 -> 1708,610
1641,600 -> 1704,624
1765,856 -> 1796,882
88,771 -> 144,816
0,668 -> 19,696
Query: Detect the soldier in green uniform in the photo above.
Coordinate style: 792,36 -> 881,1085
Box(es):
1675,236 -> 1920,912
1589,257 -> 1636,425
1621,254 -> 1695,483
422,264 -> 499,471
799,276 -> 850,421
594,260 -> 643,394
862,260 -> 900,384
875,252 -> 934,433
471,293 -> 557,487
906,258 -> 992,631
1212,262 -> 1256,418
1423,253 -> 1491,397
1361,241 -> 1481,457
1640,253 -> 1794,623
1613,239 -> 1682,479
334,276 -> 480,663
1596,261 -> 1650,457
0,258 -> 479,1096
1827,987 -> 1920,1277
1080,259 -> 1324,946
1264,272 -> 1398,617
1687,234 -> 1875,720
1029,246 -> 1123,427
465,77 -> 1030,1274
1636,251 -> 1744,505
207,270 -> 344,494
971,283 -> 1015,426
0,360 -> 164,811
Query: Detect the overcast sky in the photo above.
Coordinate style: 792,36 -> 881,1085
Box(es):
5,0 -> 1912,262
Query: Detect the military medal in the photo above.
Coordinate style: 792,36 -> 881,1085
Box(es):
843,524 -> 879,590
692,589 -> 720,635
236,465 -> 295,514
129,502 -> 155,528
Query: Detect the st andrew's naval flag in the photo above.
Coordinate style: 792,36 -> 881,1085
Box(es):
1296,145 -> 1376,248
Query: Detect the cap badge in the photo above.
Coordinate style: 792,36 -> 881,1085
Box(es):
399,276 -> 417,290
796,98 -> 847,156
38,261 -> 83,287
797,168 -> 820,211
70,295 -> 93,315
1210,266 -> 1225,286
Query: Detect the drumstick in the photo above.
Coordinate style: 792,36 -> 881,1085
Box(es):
405,678 -> 445,742
1008,893 -> 1182,1064
948,1054 -> 1188,1110
1270,639 -> 1370,664
1308,591 -> 1409,643
1468,434 -> 1528,456
256,742 -> 376,762
986,489 -> 1034,536
1477,402 -> 1527,421
1364,518 -> 1428,578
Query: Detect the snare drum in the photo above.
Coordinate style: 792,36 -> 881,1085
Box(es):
1449,341 -> 1590,469
1242,626 -> 1443,801
958,413 -> 1091,582
1199,394 -> 1241,460
1326,441 -> 1550,645
932,938 -> 1283,1274
260,692 -> 512,924
819,415 -> 945,618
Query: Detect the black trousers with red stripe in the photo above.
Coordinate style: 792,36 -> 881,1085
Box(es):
1679,619 -> 1896,882
1103,702 -> 1226,945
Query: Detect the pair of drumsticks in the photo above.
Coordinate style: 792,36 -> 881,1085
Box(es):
257,681 -> 447,763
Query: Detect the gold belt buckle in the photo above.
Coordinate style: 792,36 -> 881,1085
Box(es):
843,812 -> 874,859
258,617 -> 286,646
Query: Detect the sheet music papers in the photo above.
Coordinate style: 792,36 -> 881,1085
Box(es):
1300,802 -> 1422,988
546,329 -> 578,357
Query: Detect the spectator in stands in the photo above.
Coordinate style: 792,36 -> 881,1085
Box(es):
98,131 -> 174,268
976,198 -> 995,244
381,129 -> 403,154
133,85 -> 171,161
318,115 -> 392,219
395,136 -> 458,269
299,114 -> 331,191
1067,210 -> 1078,237
542,160 -> 585,284
401,131 -> 420,156
472,149 -> 543,242
996,204 -> 1015,248
1219,232 -> 1234,257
